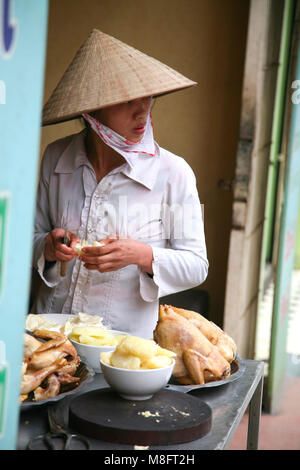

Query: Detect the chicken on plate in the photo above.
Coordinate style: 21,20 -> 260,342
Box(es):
154,305 -> 237,385
21,330 -> 80,402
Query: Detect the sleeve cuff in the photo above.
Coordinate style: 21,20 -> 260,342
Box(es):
36,241 -> 61,288
139,244 -> 209,303
139,246 -> 161,302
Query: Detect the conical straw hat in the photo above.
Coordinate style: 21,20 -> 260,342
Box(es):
42,29 -> 197,126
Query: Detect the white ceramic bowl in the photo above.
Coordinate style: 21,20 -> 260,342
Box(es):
100,355 -> 175,400
69,330 -> 128,373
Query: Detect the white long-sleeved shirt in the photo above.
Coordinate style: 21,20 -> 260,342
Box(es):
32,129 -> 208,338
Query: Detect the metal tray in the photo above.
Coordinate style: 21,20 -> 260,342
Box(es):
21,362 -> 95,410
165,355 -> 246,393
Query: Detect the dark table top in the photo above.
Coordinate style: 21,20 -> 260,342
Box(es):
18,358 -> 264,450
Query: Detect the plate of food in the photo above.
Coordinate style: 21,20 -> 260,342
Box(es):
165,354 -> 246,392
154,305 -> 245,391
26,312 -> 130,373
24,312 -> 128,376
25,312 -> 110,336
21,328 -> 95,409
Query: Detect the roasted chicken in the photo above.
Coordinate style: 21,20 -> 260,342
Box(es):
153,305 -> 237,385
21,330 -> 80,402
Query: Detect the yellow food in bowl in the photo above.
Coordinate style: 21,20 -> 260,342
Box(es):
100,335 -> 176,370
69,326 -> 126,347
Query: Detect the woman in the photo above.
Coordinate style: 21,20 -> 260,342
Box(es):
32,30 -> 208,338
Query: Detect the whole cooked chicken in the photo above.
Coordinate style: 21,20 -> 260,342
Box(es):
153,305 -> 237,385
21,330 -> 80,402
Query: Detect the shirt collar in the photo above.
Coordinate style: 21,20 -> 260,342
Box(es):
54,129 -> 91,173
119,141 -> 160,190
54,129 -> 160,190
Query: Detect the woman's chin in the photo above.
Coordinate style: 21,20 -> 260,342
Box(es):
127,135 -> 143,144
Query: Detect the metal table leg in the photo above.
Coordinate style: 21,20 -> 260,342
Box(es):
247,374 -> 264,449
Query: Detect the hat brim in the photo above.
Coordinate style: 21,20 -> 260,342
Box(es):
42,29 -> 197,127
42,83 -> 197,126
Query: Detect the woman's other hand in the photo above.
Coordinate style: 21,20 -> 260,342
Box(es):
79,236 -> 154,274
44,228 -> 79,262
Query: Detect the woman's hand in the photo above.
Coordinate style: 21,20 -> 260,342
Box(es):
79,236 -> 154,274
44,228 -> 80,262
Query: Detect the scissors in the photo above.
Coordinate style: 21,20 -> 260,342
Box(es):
27,406 -> 90,450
